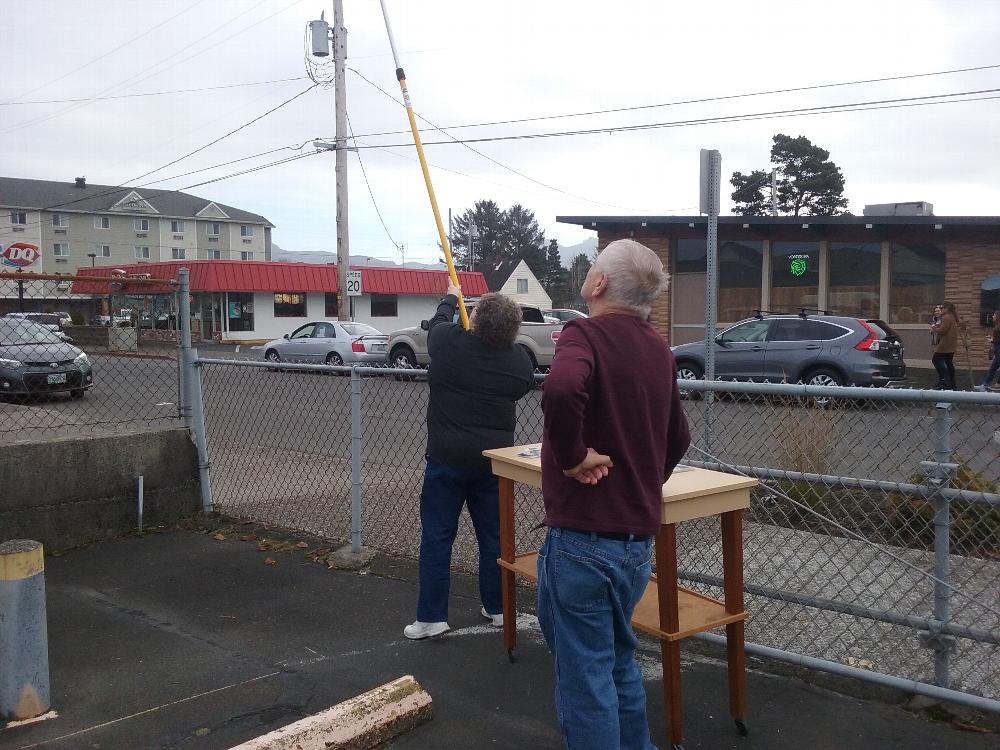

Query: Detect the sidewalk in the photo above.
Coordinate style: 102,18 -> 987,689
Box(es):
1,529 -> 994,750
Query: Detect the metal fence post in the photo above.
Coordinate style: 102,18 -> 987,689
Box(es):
177,269 -> 213,512
0,540 -> 49,721
919,402 -> 958,688
351,366 -> 363,553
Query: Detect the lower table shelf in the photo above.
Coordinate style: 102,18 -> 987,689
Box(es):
498,552 -> 747,642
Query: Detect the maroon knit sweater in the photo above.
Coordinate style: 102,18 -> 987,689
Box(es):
541,314 -> 691,536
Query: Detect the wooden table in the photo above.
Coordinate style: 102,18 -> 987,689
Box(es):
483,444 -> 757,750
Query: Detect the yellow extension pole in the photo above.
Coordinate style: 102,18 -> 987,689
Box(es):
378,0 -> 470,330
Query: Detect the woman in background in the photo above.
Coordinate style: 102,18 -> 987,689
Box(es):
931,302 -> 959,391
973,311 -> 1000,391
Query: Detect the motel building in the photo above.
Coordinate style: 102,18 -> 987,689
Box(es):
74,260 -> 489,343
557,206 -> 1000,372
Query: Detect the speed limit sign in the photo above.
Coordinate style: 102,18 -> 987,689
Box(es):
346,269 -> 362,297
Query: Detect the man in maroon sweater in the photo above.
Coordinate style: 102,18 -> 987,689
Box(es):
538,239 -> 691,750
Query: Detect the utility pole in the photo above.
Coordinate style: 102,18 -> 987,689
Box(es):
770,167 -> 778,216
333,0 -> 349,320
468,224 -> 479,272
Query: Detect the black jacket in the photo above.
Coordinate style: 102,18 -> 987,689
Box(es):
425,295 -> 534,472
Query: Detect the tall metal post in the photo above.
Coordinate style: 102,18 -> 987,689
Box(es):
919,402 -> 957,687
16,269 -> 25,313
178,269 -> 213,512
350,367 -> 363,553
700,149 -> 721,454
770,168 -> 778,216
334,0 -> 349,321
0,540 -> 49,721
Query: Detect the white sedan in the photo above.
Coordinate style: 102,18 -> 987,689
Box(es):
261,321 -> 388,366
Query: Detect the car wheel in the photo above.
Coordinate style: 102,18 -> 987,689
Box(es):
675,361 -> 703,400
390,346 -> 419,381
70,389 -> 85,399
326,351 -> 345,375
518,344 -> 538,373
803,368 -> 845,407
265,349 -> 280,363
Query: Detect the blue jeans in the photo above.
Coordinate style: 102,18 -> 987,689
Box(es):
537,528 -> 657,750
983,352 -> 1000,386
417,458 -> 502,622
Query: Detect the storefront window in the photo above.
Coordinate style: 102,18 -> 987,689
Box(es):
675,239 -> 707,273
274,292 -> 307,317
889,243 -> 944,324
771,242 -> 820,313
325,292 -> 339,318
227,292 -> 254,332
371,294 -> 398,317
719,240 -> 763,321
830,242 -> 881,318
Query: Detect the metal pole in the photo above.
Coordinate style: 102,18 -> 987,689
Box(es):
188,349 -> 214,513
770,168 -> 778,216
702,149 -> 721,455
350,366 -> 363,553
17,269 -> 25,313
179,269 -> 194,430
377,0 -> 470,330
334,0 -> 350,321
0,540 -> 49,721
922,402 -> 957,687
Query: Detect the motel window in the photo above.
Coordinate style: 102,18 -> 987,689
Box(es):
134,246 -> 151,260
889,243 -> 945,324
241,251 -> 253,260
206,249 -> 222,260
274,292 -> 307,317
370,294 -> 398,317
830,242 -> 881,318
133,217 -> 150,232
9,211 -> 27,225
771,241 -> 820,313
207,222 -> 221,236
227,292 -> 254,332
53,243 -> 70,258
95,216 -> 111,229
171,248 -> 186,260
325,293 -> 339,317
51,213 -> 68,227
96,244 -> 111,257
170,220 -> 185,233
241,224 -> 254,238
516,278 -> 528,294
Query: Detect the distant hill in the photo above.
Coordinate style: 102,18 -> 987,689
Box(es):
271,245 -> 446,270
558,237 -> 597,268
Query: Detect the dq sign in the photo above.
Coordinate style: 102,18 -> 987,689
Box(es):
1,242 -> 41,269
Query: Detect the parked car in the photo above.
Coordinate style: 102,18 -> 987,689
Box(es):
3,312 -> 67,332
261,321 -> 389,366
386,301 -> 563,371
0,317 -> 94,398
670,313 -> 906,388
542,308 -> 589,323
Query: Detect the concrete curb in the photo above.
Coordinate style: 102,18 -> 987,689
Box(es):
227,675 -> 432,750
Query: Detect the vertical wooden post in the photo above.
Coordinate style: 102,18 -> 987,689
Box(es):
498,477 -> 517,657
656,524 -> 683,747
721,510 -> 747,727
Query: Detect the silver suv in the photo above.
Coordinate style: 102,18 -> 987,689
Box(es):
671,313 -> 905,387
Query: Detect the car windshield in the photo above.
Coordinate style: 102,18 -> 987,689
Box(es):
340,323 -> 381,336
0,320 -> 62,346
26,314 -> 61,326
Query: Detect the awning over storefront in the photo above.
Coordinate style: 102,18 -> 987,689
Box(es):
72,260 -> 489,296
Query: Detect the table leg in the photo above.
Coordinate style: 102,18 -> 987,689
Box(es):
656,524 -> 683,748
721,510 -> 747,734
498,477 -> 517,661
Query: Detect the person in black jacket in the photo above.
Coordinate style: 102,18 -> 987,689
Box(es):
404,285 -> 535,640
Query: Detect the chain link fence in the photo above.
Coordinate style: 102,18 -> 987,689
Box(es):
0,272 -> 182,444
193,353 -> 999,709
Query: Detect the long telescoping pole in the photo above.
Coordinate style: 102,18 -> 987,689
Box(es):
377,0 -> 470,330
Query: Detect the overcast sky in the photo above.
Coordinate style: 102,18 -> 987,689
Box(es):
3,0 -> 1000,263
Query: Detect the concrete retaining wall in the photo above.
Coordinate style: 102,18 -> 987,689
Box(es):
0,428 -> 200,549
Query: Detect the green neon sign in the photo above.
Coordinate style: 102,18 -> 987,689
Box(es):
788,255 -> 809,277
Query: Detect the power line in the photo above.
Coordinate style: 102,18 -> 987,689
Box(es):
343,87 -> 1000,150
348,67 -> 648,212
344,62 -> 1000,140
0,77 -> 310,106
0,0 -> 210,106
0,0 -> 305,136
346,113 -> 397,249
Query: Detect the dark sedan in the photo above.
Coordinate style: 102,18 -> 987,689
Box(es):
0,318 -> 94,398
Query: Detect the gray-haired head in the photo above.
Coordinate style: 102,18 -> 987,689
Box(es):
592,239 -> 669,317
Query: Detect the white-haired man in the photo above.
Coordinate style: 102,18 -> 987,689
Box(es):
538,239 -> 691,749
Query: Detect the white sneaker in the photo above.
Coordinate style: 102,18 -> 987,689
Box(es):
481,606 -> 503,627
973,384 -> 988,392
403,620 -> 450,640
